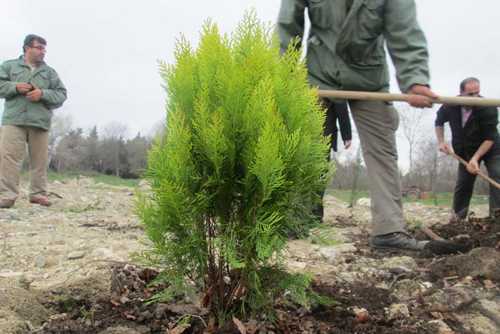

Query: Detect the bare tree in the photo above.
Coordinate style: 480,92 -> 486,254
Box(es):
397,104 -> 426,176
49,113 -> 73,165
410,133 -> 464,195
102,121 -> 129,140
332,147 -> 369,191
125,133 -> 150,177
412,137 -> 439,202
148,119 -> 166,141
101,122 -> 129,176
52,128 -> 85,171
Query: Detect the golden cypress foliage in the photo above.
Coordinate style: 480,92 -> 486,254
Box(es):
137,11 -> 330,323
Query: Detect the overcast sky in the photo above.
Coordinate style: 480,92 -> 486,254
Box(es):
2,1 -> 500,168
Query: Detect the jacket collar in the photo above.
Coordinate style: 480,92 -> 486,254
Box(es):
461,100 -> 483,128
461,107 -> 474,128
447,102 -> 479,129
17,55 -> 47,71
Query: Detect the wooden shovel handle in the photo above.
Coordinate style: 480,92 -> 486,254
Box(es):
450,152 -> 500,190
420,226 -> 444,241
318,90 -> 500,107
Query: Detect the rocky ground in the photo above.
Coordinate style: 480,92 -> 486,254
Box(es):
0,177 -> 499,333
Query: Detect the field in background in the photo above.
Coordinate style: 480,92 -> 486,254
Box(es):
328,188 -> 489,207
44,171 -> 140,188
20,172 -> 492,207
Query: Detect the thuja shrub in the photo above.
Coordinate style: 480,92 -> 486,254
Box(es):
137,12 -> 330,322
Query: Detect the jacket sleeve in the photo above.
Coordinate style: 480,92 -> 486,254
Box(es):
478,106 -> 499,141
277,0 -> 306,54
435,105 -> 448,127
335,102 -> 352,142
0,62 -> 18,99
383,0 -> 430,93
40,69 -> 67,110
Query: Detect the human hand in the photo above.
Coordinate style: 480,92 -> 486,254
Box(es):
407,84 -> 438,108
26,88 -> 43,102
344,140 -> 352,150
16,83 -> 33,94
438,142 -> 453,155
466,158 -> 480,174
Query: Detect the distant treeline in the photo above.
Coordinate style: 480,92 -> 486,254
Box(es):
332,137 -> 489,195
47,115 -> 161,179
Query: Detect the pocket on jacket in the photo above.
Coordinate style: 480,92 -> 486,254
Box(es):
357,0 -> 384,40
308,0 -> 333,29
31,72 -> 50,89
306,39 -> 341,87
11,69 -> 26,81
342,35 -> 385,67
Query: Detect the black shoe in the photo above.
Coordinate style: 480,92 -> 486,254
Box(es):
370,232 -> 428,251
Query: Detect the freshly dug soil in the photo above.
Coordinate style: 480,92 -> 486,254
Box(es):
431,216 -> 500,249
36,264 -> 434,334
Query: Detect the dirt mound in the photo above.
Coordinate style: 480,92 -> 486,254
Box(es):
431,216 -> 500,249
36,264 -> 434,334
0,277 -> 51,333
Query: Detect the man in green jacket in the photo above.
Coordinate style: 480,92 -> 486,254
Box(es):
278,0 -> 437,250
0,34 -> 67,208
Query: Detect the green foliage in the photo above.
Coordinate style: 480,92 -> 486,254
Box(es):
308,226 -> 342,246
137,12 -> 329,322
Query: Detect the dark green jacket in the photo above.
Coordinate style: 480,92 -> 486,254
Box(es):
277,0 -> 430,92
0,56 -> 67,130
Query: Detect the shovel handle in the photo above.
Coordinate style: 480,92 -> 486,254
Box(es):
318,90 -> 500,107
420,226 -> 444,241
450,152 -> 500,190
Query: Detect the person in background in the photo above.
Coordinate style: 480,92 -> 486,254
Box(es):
435,77 -> 500,222
0,34 -> 67,208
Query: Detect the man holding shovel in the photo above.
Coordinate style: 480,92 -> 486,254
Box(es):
435,77 -> 500,222
278,0 -> 442,251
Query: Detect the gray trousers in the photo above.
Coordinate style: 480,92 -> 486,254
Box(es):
349,100 -> 406,236
453,154 -> 500,219
0,125 -> 49,201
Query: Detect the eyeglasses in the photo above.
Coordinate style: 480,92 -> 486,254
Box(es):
30,45 -> 46,51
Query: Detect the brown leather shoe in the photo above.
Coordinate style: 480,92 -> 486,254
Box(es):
29,195 -> 52,207
0,198 -> 15,209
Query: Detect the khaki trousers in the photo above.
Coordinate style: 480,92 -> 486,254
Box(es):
0,125 -> 49,200
349,101 -> 406,236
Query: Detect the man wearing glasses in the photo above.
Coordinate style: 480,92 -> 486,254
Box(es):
435,77 -> 500,222
0,34 -> 67,208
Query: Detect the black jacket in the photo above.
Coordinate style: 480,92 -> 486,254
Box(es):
435,104 -> 500,161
